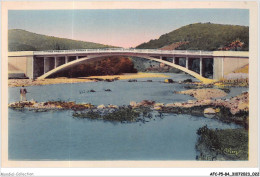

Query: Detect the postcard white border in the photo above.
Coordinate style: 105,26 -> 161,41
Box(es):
1,1 -> 258,168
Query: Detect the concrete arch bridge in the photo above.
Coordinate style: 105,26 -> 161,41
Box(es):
8,48 -> 249,84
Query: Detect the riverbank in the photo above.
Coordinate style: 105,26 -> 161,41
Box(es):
8,72 -> 169,87
8,78 -> 93,87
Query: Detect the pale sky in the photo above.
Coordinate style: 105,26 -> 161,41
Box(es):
8,9 -> 249,48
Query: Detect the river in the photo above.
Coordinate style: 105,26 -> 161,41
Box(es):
8,73 -> 247,160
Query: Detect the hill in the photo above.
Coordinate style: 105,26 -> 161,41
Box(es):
136,23 -> 249,51
8,29 -> 114,51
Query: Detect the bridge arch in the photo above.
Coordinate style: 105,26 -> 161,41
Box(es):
37,54 -> 215,84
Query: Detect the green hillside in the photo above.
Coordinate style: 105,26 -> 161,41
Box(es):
136,23 -> 249,51
8,29 -> 114,51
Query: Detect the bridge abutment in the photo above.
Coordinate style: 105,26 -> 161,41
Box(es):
213,56 -> 249,80
213,57 -> 223,80
8,54 -> 34,79
26,56 -> 34,79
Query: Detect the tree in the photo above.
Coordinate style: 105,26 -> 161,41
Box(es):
229,39 -> 244,51
219,39 -> 244,51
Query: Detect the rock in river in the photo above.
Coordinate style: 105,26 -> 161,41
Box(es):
97,104 -> 106,109
204,108 -> 216,114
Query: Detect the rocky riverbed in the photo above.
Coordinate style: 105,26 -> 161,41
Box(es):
9,90 -> 249,127
171,89 -> 248,115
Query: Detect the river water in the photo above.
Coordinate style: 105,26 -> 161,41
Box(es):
8,73 -> 247,160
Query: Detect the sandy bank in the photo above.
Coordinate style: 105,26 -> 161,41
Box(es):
82,72 -> 169,80
8,78 -> 93,87
176,88 -> 227,100
8,73 -> 169,87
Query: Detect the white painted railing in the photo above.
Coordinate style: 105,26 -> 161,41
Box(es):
33,48 -> 213,56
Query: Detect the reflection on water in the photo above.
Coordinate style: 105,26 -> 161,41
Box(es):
8,73 -> 244,160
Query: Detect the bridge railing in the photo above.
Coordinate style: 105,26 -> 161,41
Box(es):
33,48 -> 213,56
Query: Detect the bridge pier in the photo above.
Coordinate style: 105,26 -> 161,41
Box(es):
200,57 -> 202,76
43,57 -> 46,74
65,56 -> 68,64
54,56 -> 57,68
185,57 -> 188,69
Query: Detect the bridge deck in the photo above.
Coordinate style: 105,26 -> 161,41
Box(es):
8,48 -> 248,58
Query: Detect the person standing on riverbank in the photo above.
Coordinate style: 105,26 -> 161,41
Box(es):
20,85 -> 27,101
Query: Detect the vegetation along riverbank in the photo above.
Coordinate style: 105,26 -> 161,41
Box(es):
196,126 -> 248,160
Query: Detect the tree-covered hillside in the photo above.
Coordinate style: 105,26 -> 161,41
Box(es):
8,29 -> 115,51
136,23 -> 249,51
49,57 -> 137,78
